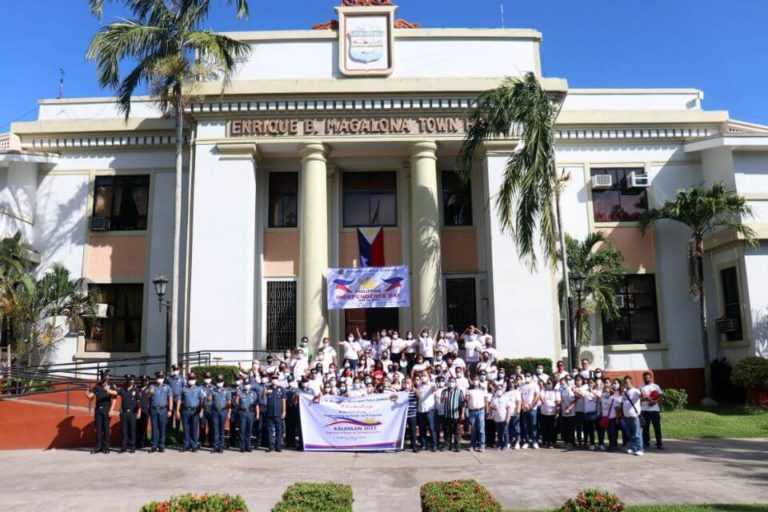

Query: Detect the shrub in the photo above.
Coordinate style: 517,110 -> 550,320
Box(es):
731,357 -> 768,390
141,494 -> 247,512
272,482 -> 353,512
190,365 -> 240,385
495,358 -> 554,376
559,489 -> 624,512
420,480 -> 502,512
663,388 -> 688,411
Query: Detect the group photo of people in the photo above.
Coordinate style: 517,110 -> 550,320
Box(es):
88,325 -> 665,457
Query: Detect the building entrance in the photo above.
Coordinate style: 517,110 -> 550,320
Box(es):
344,308 -> 399,338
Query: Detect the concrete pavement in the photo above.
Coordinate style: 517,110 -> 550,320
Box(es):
0,438 -> 766,511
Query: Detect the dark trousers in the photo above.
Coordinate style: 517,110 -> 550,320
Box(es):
406,415 -> 418,450
199,411 -> 211,447
443,417 -> 460,449
150,407 -> 168,449
94,407 -> 110,451
169,399 -> 181,444
607,417 -> 620,449
229,409 -> 240,448
560,415 -> 575,445
137,410 -> 149,448
239,411 -> 255,450
520,409 -> 538,444
181,409 -> 200,450
211,409 -> 227,451
485,418 -> 496,447
417,410 -> 438,449
642,411 -> 663,447
267,416 -> 284,450
540,414 -> 556,445
257,406 -> 268,447
285,405 -> 299,447
583,411 -> 597,446
574,411 -> 585,445
436,414 -> 445,447
120,410 -> 136,451
495,420 -> 509,448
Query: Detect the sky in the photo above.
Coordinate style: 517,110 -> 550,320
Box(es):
2,0 -> 768,133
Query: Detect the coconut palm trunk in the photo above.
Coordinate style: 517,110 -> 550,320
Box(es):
693,234 -> 713,397
171,86 -> 183,367
555,186 -> 572,362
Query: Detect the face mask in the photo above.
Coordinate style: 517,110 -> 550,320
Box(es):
340,386 -> 347,393
525,377 -> 532,384
595,372 -> 602,379
536,368 -> 543,375
611,383 -> 620,390
572,371 -> 579,377
204,378 -> 212,385
271,382 -> 278,388
216,382 -> 224,388
156,379 -> 164,385
406,334 -> 413,340
235,380 -> 242,386
348,336 -> 354,342
301,342 -> 308,347
244,384 -> 251,391
285,352 -> 291,358
448,382 -> 456,389
496,389 -> 504,396
624,383 -> 631,390
188,380 -> 197,386
480,375 -> 486,381
472,380 -> 480,387
172,371 -> 179,376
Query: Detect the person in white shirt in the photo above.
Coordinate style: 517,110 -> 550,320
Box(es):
640,372 -> 664,449
620,375 -> 644,456
404,331 -> 418,373
598,378 -> 621,451
481,332 -> 497,363
572,375 -> 589,448
579,358 -> 593,380
534,364 -> 550,384
417,328 -> 435,364
553,360 -> 569,381
504,380 -> 522,448
292,349 -> 309,381
390,331 -> 406,361
582,378 -> 600,450
338,335 -> 361,371
411,354 -> 431,378
539,380 -> 560,448
377,330 -> 391,360
518,374 -> 541,449
318,338 -> 337,370
454,368 -> 470,393
264,355 -> 278,375
489,382 -> 511,451
477,352 -> 495,381
414,373 -> 439,451
445,325 -> 457,346
347,376 -> 366,398
435,330 -> 448,355
465,377 -> 489,452
559,376 -> 577,449
463,332 -> 483,375
434,375 -> 447,449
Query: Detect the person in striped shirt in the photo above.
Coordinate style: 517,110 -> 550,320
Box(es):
403,377 -> 419,452
441,376 -> 465,452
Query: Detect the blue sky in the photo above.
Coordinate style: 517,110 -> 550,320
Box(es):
2,0 -> 767,132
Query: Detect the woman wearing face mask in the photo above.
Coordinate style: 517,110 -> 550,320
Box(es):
572,375 -> 587,449
539,380 -> 560,448
411,354 -> 431,378
559,377 -> 577,450
418,328 -> 435,365
582,378 -> 599,450
596,378 -> 613,450
606,378 -> 624,451
339,334 -> 361,371
435,329 -> 448,355
404,331 -> 418,374
490,382 -> 511,451
403,378 -> 419,452
504,377 -> 522,449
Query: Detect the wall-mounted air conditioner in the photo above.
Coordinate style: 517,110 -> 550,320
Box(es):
591,174 -> 613,189
89,217 -> 111,231
628,171 -> 650,188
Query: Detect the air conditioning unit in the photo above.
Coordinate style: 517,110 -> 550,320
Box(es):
579,346 -> 605,370
615,295 -> 626,308
628,171 -> 650,188
87,303 -> 110,319
89,217 -> 111,231
591,174 -> 613,189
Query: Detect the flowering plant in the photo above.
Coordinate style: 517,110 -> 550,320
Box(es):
559,489 -> 625,512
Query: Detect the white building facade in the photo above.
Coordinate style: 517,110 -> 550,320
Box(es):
2,3 -> 768,398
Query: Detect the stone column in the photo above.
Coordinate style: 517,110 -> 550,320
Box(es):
298,142 -> 330,345
409,141 -> 443,331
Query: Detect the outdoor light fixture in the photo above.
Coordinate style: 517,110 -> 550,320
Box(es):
152,274 -> 169,307
571,271 -> 586,296
152,274 -> 172,370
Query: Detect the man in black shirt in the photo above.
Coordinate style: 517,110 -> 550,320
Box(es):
117,375 -> 141,453
137,375 -> 151,450
86,371 -> 117,454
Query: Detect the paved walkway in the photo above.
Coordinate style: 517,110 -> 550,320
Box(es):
0,439 -> 766,511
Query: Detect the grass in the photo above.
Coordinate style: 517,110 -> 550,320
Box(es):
509,506 -> 768,512
661,406 -> 768,439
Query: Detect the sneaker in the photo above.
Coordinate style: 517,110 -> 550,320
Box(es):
656,444 -> 664,450
634,451 -> 645,456
521,443 -> 529,449
532,443 -> 539,450
626,449 -> 635,455
565,443 -> 575,451
588,445 -> 596,451
479,446 -> 485,452
513,442 -> 520,450
598,445 -> 607,451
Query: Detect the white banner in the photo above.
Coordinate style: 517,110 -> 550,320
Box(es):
327,266 -> 410,310
299,392 -> 409,452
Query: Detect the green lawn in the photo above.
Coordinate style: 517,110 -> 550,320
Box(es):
662,407 -> 768,439
509,505 -> 768,512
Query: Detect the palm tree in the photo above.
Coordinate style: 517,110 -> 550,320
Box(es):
561,232 -> 624,349
0,233 -> 35,352
87,0 -> 251,366
638,183 -> 757,399
457,73 -> 573,357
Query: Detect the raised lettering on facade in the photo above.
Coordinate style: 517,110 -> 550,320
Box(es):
228,116 -> 468,138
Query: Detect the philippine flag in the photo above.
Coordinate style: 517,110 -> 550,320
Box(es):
357,227 -> 385,267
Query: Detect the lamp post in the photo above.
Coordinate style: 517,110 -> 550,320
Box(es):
152,275 -> 171,371
568,271 -> 587,368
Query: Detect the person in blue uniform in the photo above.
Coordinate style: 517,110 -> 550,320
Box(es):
149,371 -> 173,453
165,364 -> 186,445
284,375 -> 299,448
86,370 -> 117,454
207,375 -> 231,454
176,372 -> 205,452
264,375 -> 287,452
236,380 -> 259,452
228,376 -> 243,449
117,374 -> 141,453
137,375 -> 151,450
198,372 -> 214,448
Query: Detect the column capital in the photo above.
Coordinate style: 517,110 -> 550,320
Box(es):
409,140 -> 438,161
215,141 -> 259,161
300,142 -> 329,163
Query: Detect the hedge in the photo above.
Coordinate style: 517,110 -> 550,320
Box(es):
141,494 -> 247,512
731,357 -> 768,390
271,482 -> 353,512
190,365 -> 241,385
559,488 -> 625,512
420,480 -> 502,512
496,358 -> 554,376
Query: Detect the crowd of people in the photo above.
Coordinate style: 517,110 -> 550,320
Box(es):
87,325 -> 665,457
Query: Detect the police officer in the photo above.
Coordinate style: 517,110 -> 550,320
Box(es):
284,374 -> 299,448
149,371 -> 173,453
228,375 -> 243,449
236,379 -> 259,452
137,375 -> 151,450
166,364 -> 186,445
199,372 -> 214,448
256,375 -> 270,448
117,374 -> 141,453
86,370 -> 117,454
177,372 -> 205,452
208,375 -> 231,454
265,375 -> 287,452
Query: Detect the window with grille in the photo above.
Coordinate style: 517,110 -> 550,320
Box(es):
442,171 -> 473,226
92,175 -> 150,231
267,281 -> 297,351
268,173 -> 298,227
445,278 -> 477,331
342,172 -> 397,227
85,284 -> 143,352
602,274 -> 660,344
720,267 -> 743,341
